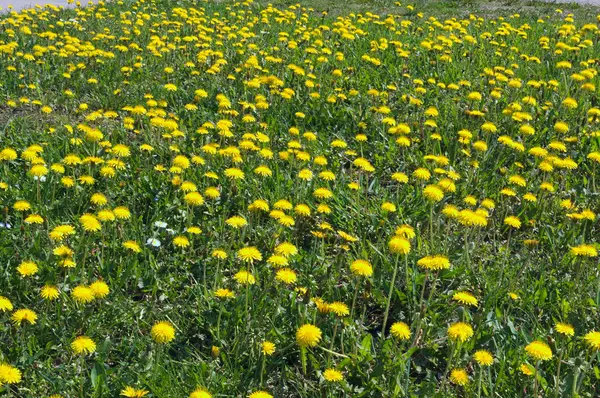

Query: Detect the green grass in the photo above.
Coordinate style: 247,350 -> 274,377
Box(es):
0,0 -> 599,397
257,0 -> 600,18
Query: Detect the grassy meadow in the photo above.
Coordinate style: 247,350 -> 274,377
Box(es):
0,0 -> 600,396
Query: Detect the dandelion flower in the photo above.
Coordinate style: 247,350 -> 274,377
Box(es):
452,291 -> 478,307
323,368 -> 344,382
570,244 -> 598,257
24,214 -> 44,224
388,236 -> 411,255
275,268 -> 297,285
350,259 -> 373,277
12,308 -> 37,325
390,322 -> 411,340
448,322 -> 474,343
212,249 -> 228,259
417,255 -> 451,270
328,302 -> 349,317
225,168 -> 245,180
313,187 -> 333,200
72,336 -> 97,355
450,368 -> 468,386
473,350 -> 494,366
184,192 -> 205,206
395,224 -> 416,239
525,341 -> 552,361
151,321 -> 176,344
584,331 -> 600,350
72,286 -> 95,304
226,216 -> 247,228
555,323 -> 575,337
504,216 -> 521,229
0,363 -> 22,384
79,214 -> 102,232
89,281 -> 110,299
120,386 -> 149,397
296,324 -> 322,348
189,388 -> 212,398
237,247 -> 263,263
275,242 -> 298,258
41,285 -> 60,301
423,184 -> 444,202
13,200 -> 31,211
123,241 -> 142,253
248,392 -> 273,398
234,270 -> 256,285
0,296 -> 14,312
215,288 -> 235,299
173,236 -> 190,248
17,261 -> 38,277
520,364 -> 534,376
261,341 -> 276,356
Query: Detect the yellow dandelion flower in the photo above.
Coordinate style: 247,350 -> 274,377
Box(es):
11,309 -> 37,325
452,291 -> 478,307
570,244 -> 598,257
328,302 -> 349,317
89,281 -> 110,299
417,255 -> 451,270
388,236 -> 411,255
120,386 -> 149,397
41,285 -> 60,301
473,350 -> 494,366
296,324 -> 322,348
323,368 -> 344,382
79,214 -> 102,232
17,261 -> 38,277
525,341 -> 552,361
275,268 -> 297,285
189,387 -> 212,398
520,363 -> 534,376
248,391 -> 273,398
555,323 -> 575,337
72,286 -> 95,304
72,336 -> 97,355
261,341 -> 276,356
350,259 -> 373,277
390,322 -> 411,340
151,321 -> 176,344
450,368 -> 468,385
0,363 -> 22,384
237,247 -> 263,263
584,331 -> 600,350
234,270 -> 256,285
448,322 -> 474,343
0,296 -> 14,312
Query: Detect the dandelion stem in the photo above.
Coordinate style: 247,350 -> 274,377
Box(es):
350,277 -> 360,320
216,303 -> 223,340
245,282 -> 251,334
429,205 -> 434,251
260,355 -> 266,387
444,343 -> 456,378
534,360 -> 539,398
477,367 -> 483,398
213,260 -> 221,291
488,366 -> 495,398
300,346 -> 307,375
382,254 -> 400,338
318,345 -> 349,358
328,321 -> 338,365
464,230 -> 470,269
554,343 -> 564,398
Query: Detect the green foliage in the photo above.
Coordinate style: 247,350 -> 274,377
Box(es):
0,0 -> 599,397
